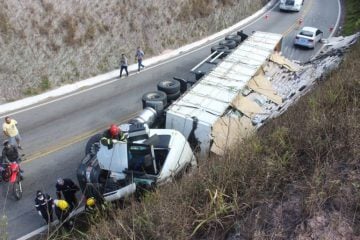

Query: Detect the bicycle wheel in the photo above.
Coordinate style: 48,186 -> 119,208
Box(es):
13,179 -> 23,200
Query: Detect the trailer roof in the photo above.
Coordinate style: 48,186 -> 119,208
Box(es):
167,31 -> 283,125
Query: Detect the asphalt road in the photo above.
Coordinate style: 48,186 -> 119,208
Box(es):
0,0 -> 341,239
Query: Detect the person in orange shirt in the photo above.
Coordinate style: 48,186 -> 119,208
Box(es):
2,116 -> 22,149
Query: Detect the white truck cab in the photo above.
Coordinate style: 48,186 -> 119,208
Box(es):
280,0 -> 303,12
77,124 -> 196,202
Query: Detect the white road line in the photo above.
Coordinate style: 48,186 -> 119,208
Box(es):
16,206 -> 85,240
0,0 -> 278,118
331,0 -> 342,38
315,0 -> 342,57
16,221 -> 58,240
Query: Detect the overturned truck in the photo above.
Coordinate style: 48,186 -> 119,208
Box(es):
77,123 -> 196,202
77,30 -> 359,202
165,31 -> 286,156
142,31 -> 359,156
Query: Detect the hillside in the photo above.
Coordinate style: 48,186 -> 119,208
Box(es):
0,0 -> 266,103
35,32 -> 359,239
71,37 -> 359,240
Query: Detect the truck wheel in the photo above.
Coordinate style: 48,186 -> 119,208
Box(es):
85,133 -> 102,155
13,178 -> 22,200
167,90 -> 181,102
219,39 -> 237,49
211,45 -> 229,53
157,79 -> 180,94
142,91 -> 167,113
173,77 -> 188,93
225,34 -> 242,45
210,45 -> 230,58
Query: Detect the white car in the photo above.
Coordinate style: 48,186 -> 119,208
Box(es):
294,26 -> 323,49
77,124 -> 197,202
280,0 -> 303,12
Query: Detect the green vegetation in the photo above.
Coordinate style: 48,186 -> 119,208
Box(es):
40,75 -> 51,91
343,0 -> 360,34
23,75 -> 51,96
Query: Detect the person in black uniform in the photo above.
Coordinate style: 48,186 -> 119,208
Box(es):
34,190 -> 54,224
55,178 -> 80,212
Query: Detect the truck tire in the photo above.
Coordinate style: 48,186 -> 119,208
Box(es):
219,39 -> 237,49
211,45 -> 229,53
225,34 -> 242,45
157,79 -> 180,94
173,77 -> 188,93
167,90 -> 181,102
210,45 -> 231,58
85,133 -> 102,155
142,91 -> 167,113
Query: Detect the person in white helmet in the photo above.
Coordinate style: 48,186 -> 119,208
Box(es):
34,190 -> 54,224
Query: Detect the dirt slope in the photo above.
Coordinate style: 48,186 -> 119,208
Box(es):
0,0 -> 266,103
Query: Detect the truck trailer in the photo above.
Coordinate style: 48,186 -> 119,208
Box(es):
165,31 -> 284,156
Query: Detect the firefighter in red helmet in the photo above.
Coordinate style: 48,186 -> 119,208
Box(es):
100,124 -> 127,149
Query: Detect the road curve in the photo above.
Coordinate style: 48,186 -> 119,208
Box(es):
0,0 -> 341,239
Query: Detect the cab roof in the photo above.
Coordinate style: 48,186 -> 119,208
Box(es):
301,26 -> 318,33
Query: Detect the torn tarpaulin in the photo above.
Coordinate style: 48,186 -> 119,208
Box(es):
210,33 -> 360,155
247,69 -> 283,105
211,114 -> 255,155
270,52 -> 300,72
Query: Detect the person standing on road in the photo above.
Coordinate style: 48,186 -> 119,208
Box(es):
2,116 -> 22,149
135,46 -> 145,72
56,178 -> 80,212
119,53 -> 129,78
35,190 -> 54,224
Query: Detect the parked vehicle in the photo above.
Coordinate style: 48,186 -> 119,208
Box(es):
0,162 -> 23,200
280,0 -> 303,12
294,26 -> 323,49
77,122 -> 196,202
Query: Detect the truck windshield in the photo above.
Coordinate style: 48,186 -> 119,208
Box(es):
128,144 -> 154,173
